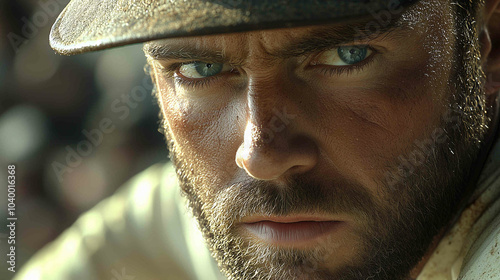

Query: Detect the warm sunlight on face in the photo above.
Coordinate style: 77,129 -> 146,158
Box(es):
145,0 -> 488,279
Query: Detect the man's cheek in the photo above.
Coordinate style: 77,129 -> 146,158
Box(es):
161,96 -> 243,185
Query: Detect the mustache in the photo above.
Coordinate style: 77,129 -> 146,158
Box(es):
209,176 -> 379,224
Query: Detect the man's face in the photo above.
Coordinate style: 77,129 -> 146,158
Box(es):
146,0 -> 488,279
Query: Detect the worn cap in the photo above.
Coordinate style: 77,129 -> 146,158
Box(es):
50,0 -> 418,55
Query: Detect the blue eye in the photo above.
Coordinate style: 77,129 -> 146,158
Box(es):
194,62 -> 223,77
314,46 -> 372,67
179,62 -> 225,79
337,46 -> 369,65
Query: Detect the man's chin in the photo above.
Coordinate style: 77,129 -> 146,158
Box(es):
209,223 -> 369,280
220,236 -> 338,280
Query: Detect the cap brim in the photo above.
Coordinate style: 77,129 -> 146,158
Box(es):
50,0 -> 418,55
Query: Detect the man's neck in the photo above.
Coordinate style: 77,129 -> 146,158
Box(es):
408,94 -> 500,279
408,227 -> 447,279
456,94 -> 500,217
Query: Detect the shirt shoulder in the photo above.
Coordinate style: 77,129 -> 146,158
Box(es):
14,162 -> 223,280
459,179 -> 500,280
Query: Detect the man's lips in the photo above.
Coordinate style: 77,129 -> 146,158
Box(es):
241,216 -> 344,245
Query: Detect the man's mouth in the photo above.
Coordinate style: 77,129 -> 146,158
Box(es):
241,216 -> 345,246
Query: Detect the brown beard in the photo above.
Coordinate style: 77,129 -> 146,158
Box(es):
154,2 -> 489,279
163,101 -> 484,280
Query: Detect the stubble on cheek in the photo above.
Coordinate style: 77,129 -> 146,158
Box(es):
154,74 -> 246,211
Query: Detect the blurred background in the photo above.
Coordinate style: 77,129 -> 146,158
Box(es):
0,1 -> 168,278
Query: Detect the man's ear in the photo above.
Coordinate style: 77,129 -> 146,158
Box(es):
481,0 -> 500,97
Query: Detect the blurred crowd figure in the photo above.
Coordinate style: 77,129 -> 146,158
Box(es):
0,1 -> 168,278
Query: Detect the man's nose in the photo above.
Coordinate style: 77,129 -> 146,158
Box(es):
235,77 -> 319,180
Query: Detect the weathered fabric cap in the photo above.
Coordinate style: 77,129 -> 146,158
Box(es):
50,0 -> 418,55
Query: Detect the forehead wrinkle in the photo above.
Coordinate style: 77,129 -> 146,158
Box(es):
245,31 -> 285,58
220,33 -> 249,64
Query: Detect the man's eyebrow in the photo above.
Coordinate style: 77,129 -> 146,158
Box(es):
144,44 -> 227,63
272,19 -> 409,59
144,15 -> 410,62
